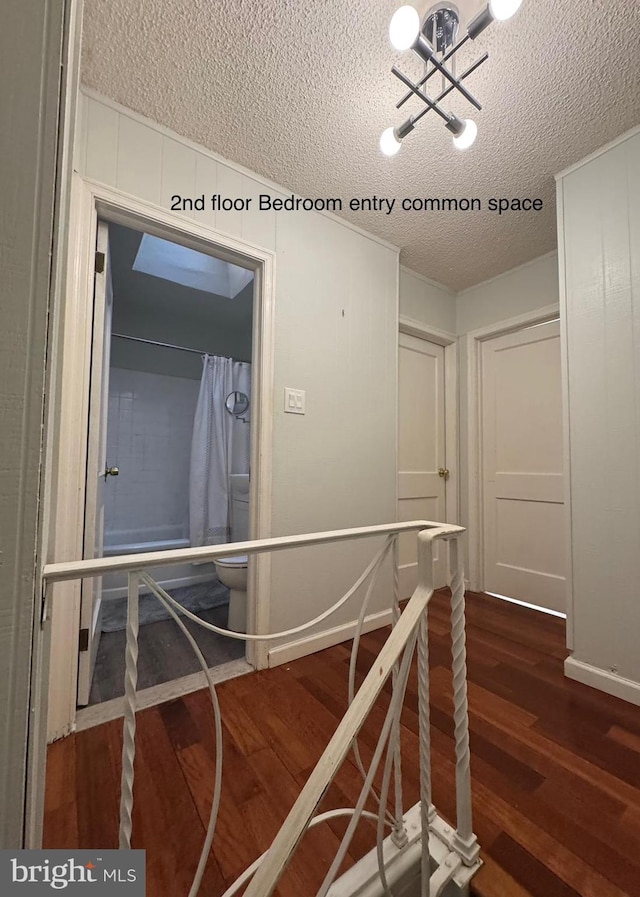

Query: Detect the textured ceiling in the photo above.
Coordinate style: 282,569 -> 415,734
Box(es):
81,0 -> 640,291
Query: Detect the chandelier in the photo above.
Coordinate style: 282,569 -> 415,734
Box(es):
381,0 -> 523,155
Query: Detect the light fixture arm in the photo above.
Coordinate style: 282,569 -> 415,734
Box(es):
444,113 -> 466,136
467,4 -> 495,39
413,35 -> 482,110
410,53 -> 489,126
395,118 -> 416,140
392,66 -> 456,125
396,33 -> 471,110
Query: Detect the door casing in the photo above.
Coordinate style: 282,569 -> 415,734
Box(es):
76,219 -> 112,705
46,175 -> 275,741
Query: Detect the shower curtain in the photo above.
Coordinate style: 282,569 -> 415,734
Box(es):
189,355 -> 251,547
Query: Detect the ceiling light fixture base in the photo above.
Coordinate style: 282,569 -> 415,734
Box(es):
424,4 -> 460,53
383,1 -> 524,154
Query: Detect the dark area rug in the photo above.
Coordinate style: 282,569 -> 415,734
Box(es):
101,579 -> 229,632
89,602 -> 245,705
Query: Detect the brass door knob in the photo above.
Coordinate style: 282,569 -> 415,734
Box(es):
104,465 -> 119,480
438,467 -> 450,479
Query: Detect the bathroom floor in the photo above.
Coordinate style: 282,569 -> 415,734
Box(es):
88,583 -> 245,705
100,579 -> 230,631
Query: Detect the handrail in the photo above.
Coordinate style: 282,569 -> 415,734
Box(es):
42,519 -> 478,897
243,529 -> 446,897
41,520 -> 464,581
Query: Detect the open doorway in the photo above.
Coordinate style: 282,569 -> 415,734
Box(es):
47,178 -> 274,741
81,220 -> 255,706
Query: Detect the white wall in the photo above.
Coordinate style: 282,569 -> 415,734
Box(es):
73,90 -> 399,661
0,0 -> 66,847
110,280 -> 254,378
399,267 -> 455,334
108,221 -> 254,380
456,252 -> 559,334
558,127 -> 640,704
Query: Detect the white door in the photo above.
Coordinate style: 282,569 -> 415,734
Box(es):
398,332 -> 448,597
77,221 -> 113,706
480,320 -> 566,612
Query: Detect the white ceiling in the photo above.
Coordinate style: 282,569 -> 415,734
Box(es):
81,0 -> 640,291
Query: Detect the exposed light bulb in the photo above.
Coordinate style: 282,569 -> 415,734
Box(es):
389,5 -> 420,51
380,127 -> 402,156
452,119 -> 478,150
489,0 -> 523,21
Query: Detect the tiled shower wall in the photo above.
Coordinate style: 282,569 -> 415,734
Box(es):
104,367 -> 200,546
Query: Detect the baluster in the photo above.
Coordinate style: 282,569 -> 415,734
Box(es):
391,534 -> 408,848
416,530 -> 435,896
448,537 -> 479,865
119,570 -> 140,849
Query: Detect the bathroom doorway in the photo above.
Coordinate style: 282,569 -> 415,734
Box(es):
80,219 -> 255,707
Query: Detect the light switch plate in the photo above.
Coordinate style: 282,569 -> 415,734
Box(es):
284,387 -> 305,414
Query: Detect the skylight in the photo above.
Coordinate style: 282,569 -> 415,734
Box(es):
133,234 -> 253,298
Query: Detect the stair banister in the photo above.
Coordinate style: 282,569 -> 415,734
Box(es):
243,526 -> 454,897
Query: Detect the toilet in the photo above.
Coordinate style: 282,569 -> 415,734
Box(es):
214,474 -> 249,632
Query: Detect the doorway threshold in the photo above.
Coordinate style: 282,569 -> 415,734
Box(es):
75,657 -> 252,732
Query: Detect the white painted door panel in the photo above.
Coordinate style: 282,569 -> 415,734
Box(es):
481,320 -> 566,612
398,333 -> 447,596
77,221 -> 112,706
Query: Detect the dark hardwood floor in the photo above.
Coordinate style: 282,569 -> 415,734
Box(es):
44,591 -> 640,896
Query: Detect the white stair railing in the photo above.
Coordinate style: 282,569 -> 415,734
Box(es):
42,520 -> 480,897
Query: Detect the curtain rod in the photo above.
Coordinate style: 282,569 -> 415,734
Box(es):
112,333 -> 206,356
110,333 -> 256,364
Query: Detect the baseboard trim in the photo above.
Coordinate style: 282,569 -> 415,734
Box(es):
101,572 -> 216,602
74,658 -> 253,732
564,656 -> 640,707
268,608 -> 394,668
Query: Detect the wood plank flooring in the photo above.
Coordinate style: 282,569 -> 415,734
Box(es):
44,591 -> 640,896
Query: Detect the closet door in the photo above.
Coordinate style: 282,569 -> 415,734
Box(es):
480,320 -> 566,612
397,332 -> 448,595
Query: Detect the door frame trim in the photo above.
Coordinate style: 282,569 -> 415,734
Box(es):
465,304 -> 562,600
46,175 -> 275,740
398,317 -> 458,527
77,219 -> 111,705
